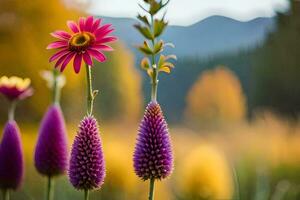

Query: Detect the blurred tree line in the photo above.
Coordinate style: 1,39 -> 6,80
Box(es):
158,0 -> 300,123
0,0 -> 143,124
156,50 -> 253,123
253,0 -> 300,117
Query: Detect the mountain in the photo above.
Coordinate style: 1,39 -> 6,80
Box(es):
100,15 -> 276,123
102,15 -> 275,57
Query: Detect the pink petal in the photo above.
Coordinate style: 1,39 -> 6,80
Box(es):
101,28 -> 114,37
47,41 -> 68,49
91,18 -> 101,33
96,36 -> 118,44
60,53 -> 75,72
50,31 -> 71,40
83,52 -> 93,66
49,49 -> 69,62
85,16 -> 94,32
73,53 -> 82,73
92,45 -> 113,51
55,53 -> 70,68
88,49 -> 107,63
79,17 -> 86,32
67,20 -> 79,33
94,24 -> 112,37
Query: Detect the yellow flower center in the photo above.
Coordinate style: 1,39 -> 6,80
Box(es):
69,32 -> 95,51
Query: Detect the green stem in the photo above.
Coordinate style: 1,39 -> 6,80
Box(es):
84,189 -> 89,200
2,189 -> 9,200
52,69 -> 60,105
148,178 -> 155,200
8,101 -> 17,121
46,176 -> 54,200
232,165 -> 241,200
85,64 -> 94,116
150,14 -> 158,102
151,69 -> 158,102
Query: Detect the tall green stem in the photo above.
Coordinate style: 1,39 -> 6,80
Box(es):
84,189 -> 89,200
150,15 -> 158,102
85,64 -> 94,116
46,176 -> 54,200
151,69 -> 158,102
148,178 -> 155,200
2,189 -> 9,200
52,69 -> 60,105
8,101 -> 17,121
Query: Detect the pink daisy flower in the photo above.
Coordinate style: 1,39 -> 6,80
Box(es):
47,16 -> 117,73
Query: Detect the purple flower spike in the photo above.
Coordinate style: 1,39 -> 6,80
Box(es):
34,105 -> 68,176
0,121 -> 24,190
69,116 -> 105,190
133,101 -> 174,181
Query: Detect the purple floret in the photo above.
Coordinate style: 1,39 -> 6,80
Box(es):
133,101 -> 174,181
69,116 -> 105,190
34,105 -> 68,176
0,120 -> 24,190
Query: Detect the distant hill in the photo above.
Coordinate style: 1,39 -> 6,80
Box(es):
100,15 -> 276,122
102,15 -> 275,57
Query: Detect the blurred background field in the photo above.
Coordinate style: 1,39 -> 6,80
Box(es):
1,0 -> 300,199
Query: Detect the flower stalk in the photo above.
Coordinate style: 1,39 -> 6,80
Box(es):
151,67 -> 158,102
3,189 -> 9,200
134,1 -> 175,199
52,69 -> 61,105
84,189 -> 89,200
149,178 -> 155,200
86,64 -> 96,116
8,101 -> 17,121
46,176 -> 54,200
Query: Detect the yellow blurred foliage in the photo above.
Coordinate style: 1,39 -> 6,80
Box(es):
0,0 -> 82,121
104,140 -> 138,197
185,66 -> 247,126
93,42 -> 143,123
177,144 -> 234,200
0,0 -> 143,124
2,115 -> 300,199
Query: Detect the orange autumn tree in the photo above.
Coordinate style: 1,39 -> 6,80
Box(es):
185,66 -> 247,126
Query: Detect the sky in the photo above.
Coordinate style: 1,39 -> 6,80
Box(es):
85,0 -> 289,26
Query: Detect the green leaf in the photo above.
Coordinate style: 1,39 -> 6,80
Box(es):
153,19 -> 168,37
138,41 -> 153,55
149,1 -> 161,15
147,68 -> 153,77
157,54 -> 176,74
134,24 -> 153,40
141,57 -> 151,70
153,40 -> 164,54
159,66 -> 171,74
162,62 -> 174,68
137,15 -> 150,26
158,55 -> 166,68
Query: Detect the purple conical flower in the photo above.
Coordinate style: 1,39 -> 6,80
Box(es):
0,120 -> 24,190
69,116 -> 105,190
133,101 -> 174,181
34,105 -> 68,176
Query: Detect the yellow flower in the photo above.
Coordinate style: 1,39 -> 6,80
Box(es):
177,144 -> 234,200
0,76 -> 33,101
